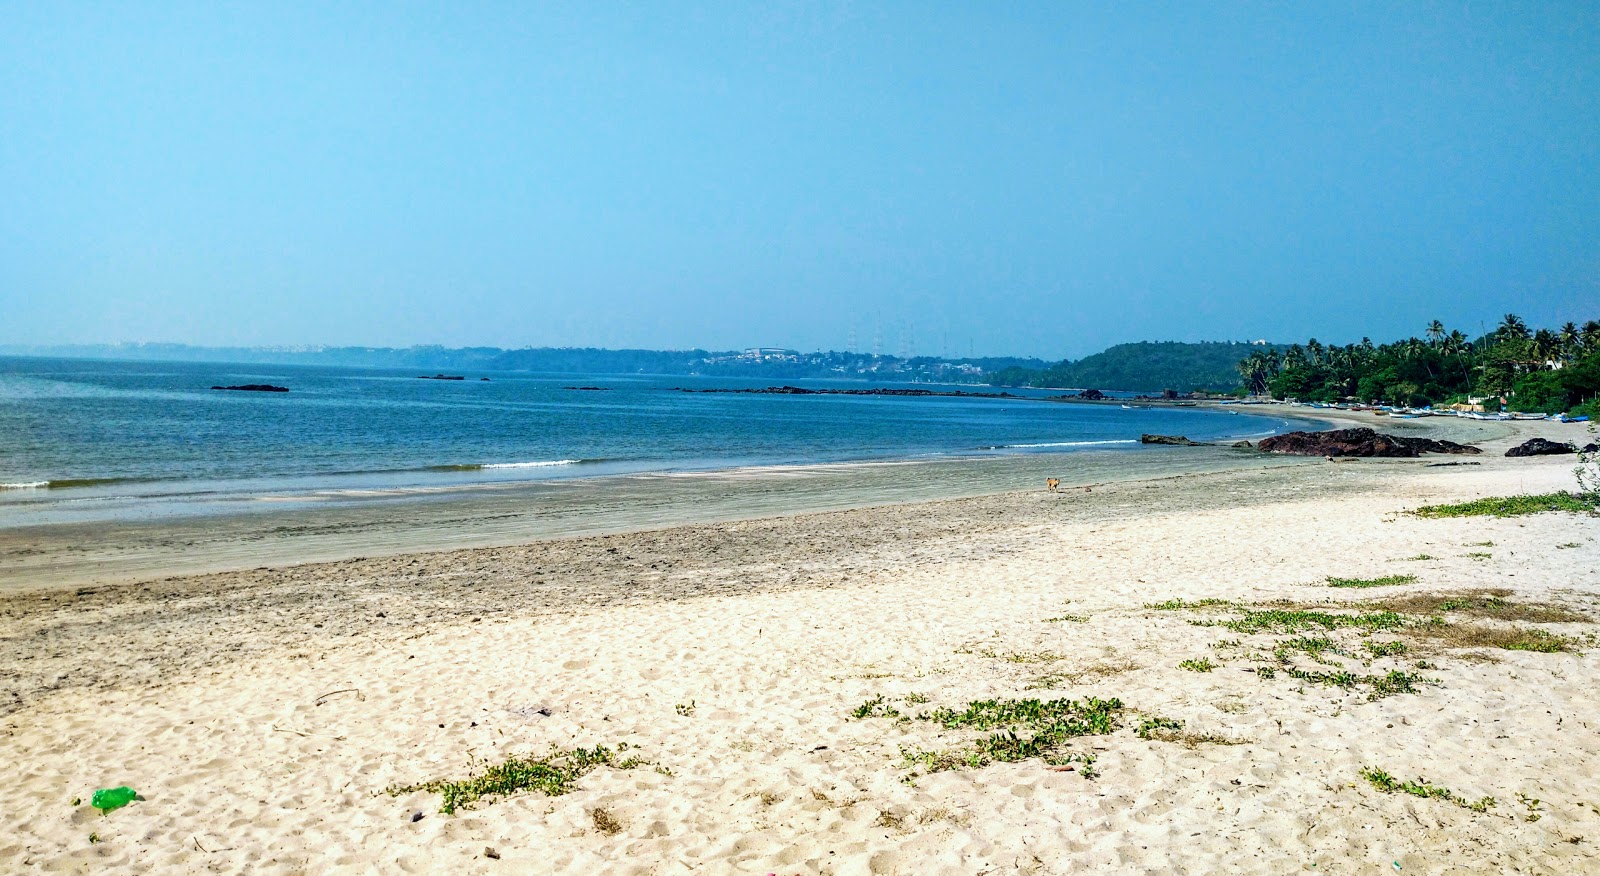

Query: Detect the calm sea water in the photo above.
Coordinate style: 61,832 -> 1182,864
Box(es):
0,356 -> 1299,526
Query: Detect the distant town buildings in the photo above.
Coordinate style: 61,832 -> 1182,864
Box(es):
739,347 -> 801,362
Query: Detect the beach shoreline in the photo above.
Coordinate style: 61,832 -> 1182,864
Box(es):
1,404 -> 1329,592
3,415 -> 1597,872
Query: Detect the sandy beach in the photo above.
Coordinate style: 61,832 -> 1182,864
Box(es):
3,414 -> 1598,874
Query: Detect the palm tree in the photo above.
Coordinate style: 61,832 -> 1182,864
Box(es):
1584,321 -> 1600,353
1426,320 -> 1445,346
1237,352 -> 1270,396
1533,329 -> 1558,367
1498,313 -> 1530,341
1560,322 -> 1580,362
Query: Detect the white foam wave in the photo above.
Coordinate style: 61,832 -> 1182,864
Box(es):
1,481 -> 50,490
481,459 -> 581,469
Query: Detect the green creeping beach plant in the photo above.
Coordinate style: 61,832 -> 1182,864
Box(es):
1413,493 -> 1599,519
1327,574 -> 1416,589
1178,657 -> 1216,672
850,695 -> 900,720
1222,608 -> 1409,635
1136,716 -> 1183,740
882,696 -> 1124,777
388,745 -> 642,814
1363,640 -> 1408,658
1360,767 -> 1495,814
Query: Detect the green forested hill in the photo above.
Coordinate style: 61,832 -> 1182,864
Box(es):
986,341 -> 1285,392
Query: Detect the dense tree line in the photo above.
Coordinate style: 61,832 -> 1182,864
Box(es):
1238,315 -> 1600,415
987,341 -> 1280,392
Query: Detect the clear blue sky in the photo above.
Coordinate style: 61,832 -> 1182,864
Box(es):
3,2 -> 1597,358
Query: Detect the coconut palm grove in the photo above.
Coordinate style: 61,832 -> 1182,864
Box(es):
1237,315 -> 1600,415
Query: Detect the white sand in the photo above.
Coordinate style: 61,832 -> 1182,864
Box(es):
3,418 -> 1598,874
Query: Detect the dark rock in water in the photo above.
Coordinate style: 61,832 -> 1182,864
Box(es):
564,386 -> 610,391
1231,440 -> 1253,449
1427,461 -> 1482,467
211,384 -> 289,393
1076,389 -> 1109,401
418,374 -> 465,380
1141,434 -> 1204,446
1257,427 -> 1480,457
1505,438 -> 1577,457
1584,443 -> 1599,454
480,377 -> 490,381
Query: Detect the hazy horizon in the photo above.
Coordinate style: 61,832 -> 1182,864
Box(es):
4,4 -> 1597,359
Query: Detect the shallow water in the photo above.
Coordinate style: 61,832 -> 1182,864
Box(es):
0,356 -> 1301,528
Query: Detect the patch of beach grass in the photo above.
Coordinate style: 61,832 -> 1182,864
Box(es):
1412,493 -> 1599,519
1409,623 -> 1576,653
590,807 -> 623,835
1043,614 -> 1089,623
1026,658 -> 1137,690
1404,554 -> 1437,561
1327,574 -> 1416,589
1360,766 -> 1495,813
1136,715 -> 1244,747
1146,598 -> 1234,611
1367,590 -> 1588,623
389,745 -> 638,814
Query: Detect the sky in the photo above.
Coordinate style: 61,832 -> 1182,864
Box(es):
2,3 -> 1597,360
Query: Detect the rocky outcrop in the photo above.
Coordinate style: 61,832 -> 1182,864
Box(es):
1076,389 -> 1109,401
210,384 -> 289,393
1505,438 -> 1576,457
1141,434 -> 1204,446
1257,428 -> 1480,457
1231,440 -> 1253,449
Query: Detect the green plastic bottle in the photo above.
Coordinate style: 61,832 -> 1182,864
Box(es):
91,787 -> 137,813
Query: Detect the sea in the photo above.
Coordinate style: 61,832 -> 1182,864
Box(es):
0,355 -> 1309,533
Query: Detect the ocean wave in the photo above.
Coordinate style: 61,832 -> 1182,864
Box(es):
985,439 -> 1140,450
427,459 -> 584,472
1,477 -> 145,490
